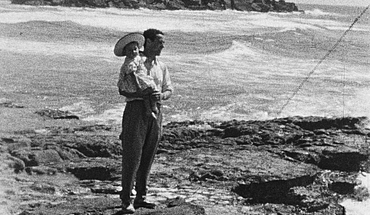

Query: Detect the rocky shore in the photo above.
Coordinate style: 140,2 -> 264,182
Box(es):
1,101 -> 370,215
10,0 -> 300,12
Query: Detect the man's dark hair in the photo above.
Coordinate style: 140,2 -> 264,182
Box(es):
143,29 -> 164,47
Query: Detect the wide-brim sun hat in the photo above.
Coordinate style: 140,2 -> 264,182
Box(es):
114,32 -> 145,57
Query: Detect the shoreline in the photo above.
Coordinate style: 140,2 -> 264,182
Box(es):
9,0 -> 302,12
1,102 -> 370,214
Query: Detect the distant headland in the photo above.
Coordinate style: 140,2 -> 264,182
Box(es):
11,0 -> 302,12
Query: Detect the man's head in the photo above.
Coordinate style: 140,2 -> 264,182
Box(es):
143,29 -> 165,57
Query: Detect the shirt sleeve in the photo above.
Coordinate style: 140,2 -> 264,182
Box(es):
161,62 -> 173,100
117,64 -> 125,90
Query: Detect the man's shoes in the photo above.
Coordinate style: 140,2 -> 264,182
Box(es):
121,203 -> 135,214
133,198 -> 156,209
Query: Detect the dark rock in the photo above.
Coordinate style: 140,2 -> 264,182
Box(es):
10,149 -> 63,166
326,171 -> 358,195
286,186 -> 329,211
162,127 -> 202,142
281,116 -> 365,131
6,138 -> 32,152
22,196 -> 205,215
251,1 -> 270,12
72,124 -> 114,132
282,147 -> 321,164
0,101 -> 24,108
135,203 -> 205,215
9,116 -> 370,215
91,184 -> 121,194
29,182 -> 57,194
233,174 -> 317,203
66,158 -> 121,180
11,0 -> 300,12
55,147 -> 86,160
329,182 -> 356,195
1,137 -> 16,143
22,196 -> 122,215
5,154 -> 26,173
25,166 -> 58,175
306,145 -> 368,172
18,211 -> 33,215
70,138 -> 121,157
28,133 -> 121,158
166,197 -> 186,207
231,150 -> 319,203
190,169 -> 229,182
35,108 -> 79,119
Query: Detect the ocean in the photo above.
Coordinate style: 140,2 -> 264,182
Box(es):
0,1 -> 369,213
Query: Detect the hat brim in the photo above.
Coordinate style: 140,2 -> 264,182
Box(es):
114,33 -> 145,57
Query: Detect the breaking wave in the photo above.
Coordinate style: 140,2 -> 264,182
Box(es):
304,8 -> 342,17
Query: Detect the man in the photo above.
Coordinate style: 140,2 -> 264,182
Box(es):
118,29 -> 173,214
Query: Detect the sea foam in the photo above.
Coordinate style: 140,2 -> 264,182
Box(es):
304,8 -> 341,17
340,173 -> 370,215
0,37 -> 112,58
0,4 -> 345,34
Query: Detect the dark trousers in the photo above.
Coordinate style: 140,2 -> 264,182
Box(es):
120,100 -> 162,204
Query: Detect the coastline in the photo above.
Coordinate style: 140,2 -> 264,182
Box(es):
9,0 -> 301,12
1,101 -> 369,215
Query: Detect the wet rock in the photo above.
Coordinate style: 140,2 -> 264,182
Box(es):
25,166 -> 58,175
219,120 -> 306,146
11,0 -> 301,12
189,169 -> 229,182
4,154 -> 26,173
278,116 -> 365,131
6,138 -> 32,152
282,145 -> 368,172
282,147 -> 321,164
29,133 -> 121,158
166,197 -> 186,207
135,203 -> 206,215
286,186 -> 329,211
91,184 -> 121,194
29,182 -> 57,194
69,137 -> 121,157
35,108 -> 79,119
20,197 -> 122,215
10,149 -> 63,166
306,145 -> 368,172
326,172 -> 358,195
1,137 -> 16,143
0,100 -> 24,108
231,150 -> 319,203
55,147 -> 86,160
72,124 -> 114,132
66,158 -> 121,180
19,196 -> 205,215
6,116 -> 370,215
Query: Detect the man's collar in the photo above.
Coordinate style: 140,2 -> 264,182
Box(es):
140,53 -> 157,65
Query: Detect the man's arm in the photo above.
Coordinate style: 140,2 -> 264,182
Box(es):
159,62 -> 173,101
118,89 -> 145,98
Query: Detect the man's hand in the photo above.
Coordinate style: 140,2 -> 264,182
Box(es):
151,92 -> 162,101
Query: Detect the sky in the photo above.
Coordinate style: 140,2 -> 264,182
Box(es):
294,0 -> 369,7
